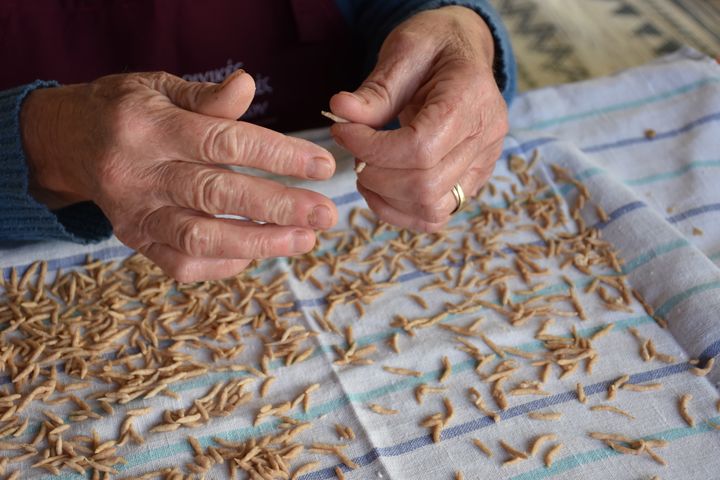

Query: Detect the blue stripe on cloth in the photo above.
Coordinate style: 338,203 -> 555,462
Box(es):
591,201 -> 646,229
44,362 -> 687,480
624,160 -> 720,186
333,191 -> 362,206
295,363 -> 694,480
583,111 -> 720,154
698,339 -> 720,363
38,315 -> 664,480
655,280 -> 720,318
516,77 -> 720,131
510,417 -> 720,480
621,239 -> 690,273
667,203 -> 720,223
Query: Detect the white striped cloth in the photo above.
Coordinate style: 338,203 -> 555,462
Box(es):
1,47 -> 719,480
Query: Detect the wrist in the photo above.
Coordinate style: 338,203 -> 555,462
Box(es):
437,5 -> 495,66
20,85 -> 89,207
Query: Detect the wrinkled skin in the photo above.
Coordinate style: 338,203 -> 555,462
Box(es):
330,6 -> 508,232
22,70 -> 338,282
20,5 -> 507,282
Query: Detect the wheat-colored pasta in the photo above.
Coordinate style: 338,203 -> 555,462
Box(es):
544,443 -> 563,468
621,382 -> 663,392
499,440 -> 528,460
291,461 -> 321,480
576,383 -> 587,404
590,404 -> 635,419
528,411 -> 562,421
607,374 -> 630,400
691,357 -> 715,376
530,434 -> 558,457
440,356 -> 452,383
368,404 -> 399,415
383,366 -> 422,377
389,333 -> 400,353
472,438 -> 493,457
0,148 -> 699,477
679,394 -> 695,427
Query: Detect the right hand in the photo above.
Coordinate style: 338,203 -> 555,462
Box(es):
20,71 -> 338,282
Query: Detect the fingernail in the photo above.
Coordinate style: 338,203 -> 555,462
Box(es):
293,229 -> 312,253
331,133 -> 346,149
216,69 -> 245,92
307,157 -> 334,179
308,205 -> 333,229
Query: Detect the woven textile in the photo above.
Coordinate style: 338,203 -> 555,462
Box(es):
1,49 -> 719,479
491,0 -> 720,90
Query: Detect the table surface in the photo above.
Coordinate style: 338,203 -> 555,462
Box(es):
1,48 -> 720,480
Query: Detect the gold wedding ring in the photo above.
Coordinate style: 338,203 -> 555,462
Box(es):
450,183 -> 466,215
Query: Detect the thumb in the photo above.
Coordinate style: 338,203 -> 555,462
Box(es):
157,70 -> 256,120
329,40 -> 430,128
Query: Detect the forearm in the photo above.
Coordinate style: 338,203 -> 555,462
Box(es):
334,0 -> 517,104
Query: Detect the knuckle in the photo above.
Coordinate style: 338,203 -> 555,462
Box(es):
409,131 -> 436,169
116,214 -> 151,248
195,171 -> 228,213
361,78 -> 393,107
265,187 -> 297,224
386,28 -> 428,57
146,71 -> 173,85
246,233 -> 276,259
178,219 -> 212,257
431,97 -> 459,120
200,122 -> 239,162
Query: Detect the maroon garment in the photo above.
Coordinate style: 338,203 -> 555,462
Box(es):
0,0 -> 359,132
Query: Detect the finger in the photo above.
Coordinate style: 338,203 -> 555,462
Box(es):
361,164 -> 489,228
160,163 -> 338,229
165,111 -> 336,180
332,63 -> 498,171
142,206 -> 317,259
358,183 -> 448,234
151,70 -> 257,119
357,136 -> 487,204
140,244 -> 252,283
328,30 -> 436,128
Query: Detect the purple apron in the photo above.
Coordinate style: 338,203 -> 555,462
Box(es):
0,0 -> 357,132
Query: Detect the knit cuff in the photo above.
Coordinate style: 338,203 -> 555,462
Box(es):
0,81 -> 113,243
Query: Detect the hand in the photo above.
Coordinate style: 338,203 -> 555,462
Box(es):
21,71 -> 338,282
329,6 -> 508,232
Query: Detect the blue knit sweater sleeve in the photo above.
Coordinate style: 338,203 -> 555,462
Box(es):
334,0 -> 517,105
0,81 -> 113,244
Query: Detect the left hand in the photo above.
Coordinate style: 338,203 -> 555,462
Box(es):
329,6 -> 508,232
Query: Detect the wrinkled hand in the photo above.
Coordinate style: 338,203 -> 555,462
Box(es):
21,71 -> 338,281
329,6 -> 508,232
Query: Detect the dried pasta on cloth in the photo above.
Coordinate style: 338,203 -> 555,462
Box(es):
0,48 -> 719,480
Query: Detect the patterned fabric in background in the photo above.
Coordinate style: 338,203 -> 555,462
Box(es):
490,0 -> 720,90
